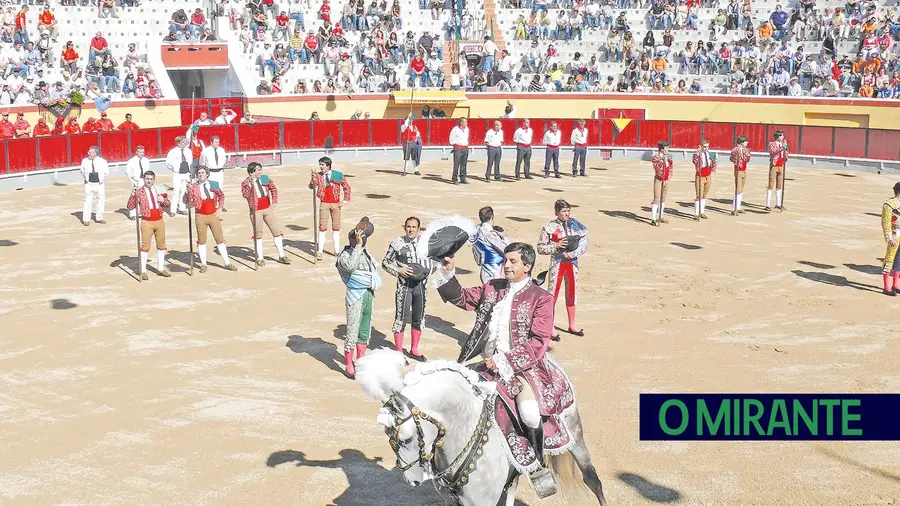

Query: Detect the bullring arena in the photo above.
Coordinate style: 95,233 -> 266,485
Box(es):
3,136 -> 900,504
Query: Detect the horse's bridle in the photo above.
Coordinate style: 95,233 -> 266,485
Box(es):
383,388 -> 493,491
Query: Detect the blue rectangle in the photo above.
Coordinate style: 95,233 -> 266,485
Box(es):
639,394 -> 900,441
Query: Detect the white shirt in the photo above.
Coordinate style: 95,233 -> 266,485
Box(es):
200,145 -> 226,169
482,39 -> 497,57
81,156 -> 109,184
165,146 -> 193,173
484,128 -> 503,147
484,277 -> 530,376
513,127 -> 533,145
194,118 -> 214,126
571,126 -> 588,145
214,109 -> 237,124
126,154 -> 149,186
449,125 -> 469,146
543,130 -> 561,147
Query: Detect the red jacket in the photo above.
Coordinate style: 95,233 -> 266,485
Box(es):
692,150 -> 717,177
652,153 -> 673,181
241,176 -> 279,209
117,120 -> 140,130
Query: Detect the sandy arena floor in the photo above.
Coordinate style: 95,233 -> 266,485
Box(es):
1,156 -> 899,506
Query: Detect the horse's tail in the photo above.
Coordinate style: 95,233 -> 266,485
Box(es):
549,452 -> 596,504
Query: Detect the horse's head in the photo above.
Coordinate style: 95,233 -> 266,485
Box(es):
356,350 -> 497,488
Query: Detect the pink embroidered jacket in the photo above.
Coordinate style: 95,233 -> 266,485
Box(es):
308,171 -> 351,203
186,182 -> 225,210
240,176 -> 279,209
768,140 -> 788,166
730,146 -> 751,171
438,275 -> 570,416
652,152 -> 673,181
126,186 -> 170,218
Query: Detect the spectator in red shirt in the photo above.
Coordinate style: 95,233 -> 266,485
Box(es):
0,112 -> 15,139
409,54 -> 426,87
274,11 -> 290,41
61,41 -> 79,76
14,5 -> 28,45
82,117 -> 98,133
38,6 -> 58,42
89,31 -> 109,64
13,112 -> 29,138
301,30 -> 321,63
332,24 -> 345,43
319,0 -> 331,22
189,8 -> 206,39
65,116 -> 81,134
117,113 -> 139,130
33,117 -> 51,136
97,112 -> 114,131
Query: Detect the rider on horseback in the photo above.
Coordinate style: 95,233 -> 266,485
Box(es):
436,242 -> 570,482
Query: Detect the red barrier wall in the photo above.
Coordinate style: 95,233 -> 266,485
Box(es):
3,119 -> 899,175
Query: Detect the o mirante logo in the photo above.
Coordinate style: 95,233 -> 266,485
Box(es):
639,394 -> 900,441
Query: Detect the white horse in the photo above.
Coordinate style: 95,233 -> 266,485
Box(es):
356,349 -> 608,506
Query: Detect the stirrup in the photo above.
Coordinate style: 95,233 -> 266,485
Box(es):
529,468 -> 558,499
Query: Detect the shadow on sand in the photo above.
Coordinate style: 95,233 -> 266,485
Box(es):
791,270 -> 881,293
617,472 -> 682,503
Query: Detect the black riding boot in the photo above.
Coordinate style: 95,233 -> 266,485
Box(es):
525,425 -> 545,467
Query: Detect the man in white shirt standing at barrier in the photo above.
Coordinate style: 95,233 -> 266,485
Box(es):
200,135 -> 228,210
125,145 -> 149,220
543,121 -> 561,179
214,107 -> 238,124
80,146 -> 109,226
449,118 -> 469,185
484,120 -> 504,183
571,119 -> 588,177
165,136 -> 193,216
513,118 -> 533,180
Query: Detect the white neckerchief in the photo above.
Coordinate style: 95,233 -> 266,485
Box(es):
143,186 -> 159,209
254,178 -> 268,198
485,278 -> 529,357
201,181 -> 212,200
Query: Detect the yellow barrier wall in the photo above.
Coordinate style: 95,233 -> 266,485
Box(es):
13,94 -> 892,130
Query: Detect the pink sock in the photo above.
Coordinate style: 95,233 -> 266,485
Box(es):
344,351 -> 355,376
885,273 -> 893,292
410,328 -> 422,356
566,306 -> 577,330
356,343 -> 368,359
394,332 -> 404,351
893,271 -> 900,291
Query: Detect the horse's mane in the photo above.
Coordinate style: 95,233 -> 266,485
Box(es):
356,349 -> 496,405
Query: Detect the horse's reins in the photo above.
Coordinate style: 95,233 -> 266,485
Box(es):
383,370 -> 494,491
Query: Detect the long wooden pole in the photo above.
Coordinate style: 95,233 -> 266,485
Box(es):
312,187 -> 318,264
251,196 -> 259,271
135,189 -> 142,282
781,140 -> 788,211
188,202 -> 194,276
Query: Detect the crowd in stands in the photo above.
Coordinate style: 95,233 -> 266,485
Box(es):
227,0 -> 453,93
165,7 -> 218,41
487,0 -> 900,97
0,2 -> 165,114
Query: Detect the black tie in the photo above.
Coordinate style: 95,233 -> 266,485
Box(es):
203,182 -> 212,199
91,159 -> 95,173
139,156 -> 145,176
214,149 -> 219,166
256,178 -> 265,197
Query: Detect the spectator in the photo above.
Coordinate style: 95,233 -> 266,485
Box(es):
118,113 -> 140,130
37,32 -> 52,68
98,111 -> 114,131
170,9 -> 190,40
257,79 -> 272,95
409,53 -> 426,87
13,112 -> 29,138
288,29 -> 303,61
86,57 -> 102,91
689,78 -> 702,93
65,116 -> 81,134
101,54 -> 120,93
302,30 -> 321,63
189,8 -> 207,39
38,5 -> 58,42
274,11 -> 291,41
33,117 -> 50,136
100,0 -> 119,19
214,107 -> 238,124
122,73 -> 136,98
50,117 -> 64,135
14,5 -> 28,46
89,32 -> 109,64
241,112 -> 259,124
200,28 -> 218,42
426,52 -> 443,87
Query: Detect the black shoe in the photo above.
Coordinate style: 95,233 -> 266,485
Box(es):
572,172 -> 578,177
453,180 -> 459,185
550,333 -> 561,342
567,327 -> 585,336
515,175 -> 521,180
494,176 -> 501,181
543,173 -> 549,179
525,425 -> 545,466
885,289 -> 896,297
403,349 -> 427,362
525,175 -> 533,179
580,172 -> 586,177
554,174 -> 561,179
485,176 -> 491,183
461,179 -> 469,184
